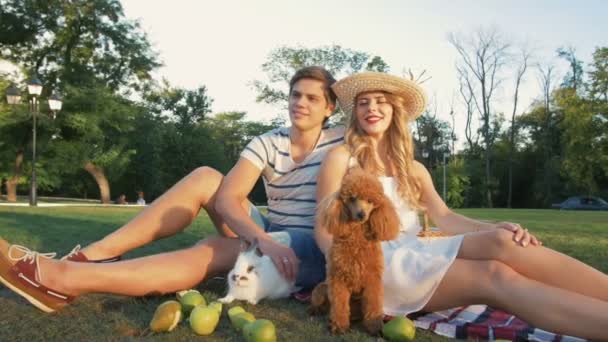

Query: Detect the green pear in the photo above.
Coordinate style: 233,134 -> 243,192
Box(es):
243,319 -> 277,342
232,312 -> 256,331
227,306 -> 246,324
189,305 -> 220,336
208,301 -> 223,316
382,316 -> 416,341
179,291 -> 206,314
149,300 -> 182,333
176,289 -> 198,301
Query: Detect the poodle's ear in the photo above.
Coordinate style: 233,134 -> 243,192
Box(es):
368,196 -> 400,241
318,194 -> 350,238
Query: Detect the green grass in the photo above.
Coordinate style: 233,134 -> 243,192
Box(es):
0,207 -> 607,341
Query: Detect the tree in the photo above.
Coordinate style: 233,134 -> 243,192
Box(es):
589,47 -> 608,102
537,63 -> 559,205
0,0 -> 160,202
0,0 -> 160,92
448,28 -> 511,207
557,46 -> 584,94
146,80 -> 213,130
252,44 -> 389,120
507,47 -> 531,208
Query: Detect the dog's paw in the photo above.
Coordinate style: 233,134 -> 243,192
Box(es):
329,321 -> 349,335
363,318 -> 383,335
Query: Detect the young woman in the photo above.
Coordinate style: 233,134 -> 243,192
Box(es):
315,72 -> 608,340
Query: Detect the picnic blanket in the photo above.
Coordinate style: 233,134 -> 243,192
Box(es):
292,292 -> 587,342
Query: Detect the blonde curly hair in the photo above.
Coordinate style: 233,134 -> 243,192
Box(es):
345,92 -> 422,209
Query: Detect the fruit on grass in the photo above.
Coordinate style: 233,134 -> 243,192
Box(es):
382,316 -> 416,341
189,305 -> 220,336
243,319 -> 277,342
208,301 -> 223,315
232,311 -> 256,331
178,290 -> 206,314
227,305 -> 246,324
149,300 -> 182,333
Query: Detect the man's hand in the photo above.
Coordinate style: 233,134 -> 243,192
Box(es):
494,221 -> 542,247
258,238 -> 300,282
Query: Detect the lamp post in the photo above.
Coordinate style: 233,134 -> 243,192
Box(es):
5,77 -> 63,206
442,152 -> 449,202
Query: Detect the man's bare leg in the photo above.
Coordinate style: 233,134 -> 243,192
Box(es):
42,236 -> 241,296
80,167 -> 245,260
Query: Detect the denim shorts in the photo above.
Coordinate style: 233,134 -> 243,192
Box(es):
249,205 -> 326,290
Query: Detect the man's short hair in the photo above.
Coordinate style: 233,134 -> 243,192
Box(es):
289,66 -> 337,107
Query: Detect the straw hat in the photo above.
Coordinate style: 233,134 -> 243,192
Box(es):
331,72 -> 427,119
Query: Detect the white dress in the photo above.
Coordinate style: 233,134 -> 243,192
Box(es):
379,176 -> 464,316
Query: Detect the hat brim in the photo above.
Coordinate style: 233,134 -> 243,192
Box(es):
331,72 -> 427,119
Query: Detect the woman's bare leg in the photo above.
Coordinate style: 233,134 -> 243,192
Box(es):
81,167 -> 246,260
423,259 -> 608,340
457,230 -> 608,301
40,236 -> 240,296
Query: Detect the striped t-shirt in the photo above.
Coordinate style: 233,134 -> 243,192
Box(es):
240,125 -> 345,230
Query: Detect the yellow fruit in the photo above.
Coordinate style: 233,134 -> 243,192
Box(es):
149,300 -> 182,333
244,319 -> 277,342
189,305 -> 220,335
227,306 -> 246,324
179,291 -> 206,314
176,289 -> 198,301
208,301 -> 223,315
232,312 -> 256,331
382,316 -> 416,341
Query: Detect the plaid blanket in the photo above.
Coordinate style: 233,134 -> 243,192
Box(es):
292,292 -> 587,342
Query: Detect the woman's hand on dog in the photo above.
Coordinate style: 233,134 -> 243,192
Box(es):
259,238 -> 300,282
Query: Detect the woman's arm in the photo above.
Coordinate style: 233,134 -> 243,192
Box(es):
314,145 -> 351,255
415,161 -> 541,246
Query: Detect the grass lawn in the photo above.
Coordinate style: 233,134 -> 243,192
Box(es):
0,206 -> 607,341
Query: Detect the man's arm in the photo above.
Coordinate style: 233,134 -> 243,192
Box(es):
215,157 -> 299,281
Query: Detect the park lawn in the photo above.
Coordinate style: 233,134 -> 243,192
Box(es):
0,206 -> 607,341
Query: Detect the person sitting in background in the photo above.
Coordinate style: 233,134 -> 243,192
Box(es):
115,194 -> 127,205
136,191 -> 146,206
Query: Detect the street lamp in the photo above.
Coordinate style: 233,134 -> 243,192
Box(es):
442,152 -> 449,202
5,77 -> 63,206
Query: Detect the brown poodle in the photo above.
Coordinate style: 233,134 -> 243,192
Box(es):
310,168 -> 400,335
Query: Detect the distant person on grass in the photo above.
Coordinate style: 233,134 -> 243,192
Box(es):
0,66 -> 341,313
314,72 -> 608,339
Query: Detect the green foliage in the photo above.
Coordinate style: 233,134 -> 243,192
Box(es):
589,47 -> 608,101
252,44 -> 389,122
0,0 -> 160,92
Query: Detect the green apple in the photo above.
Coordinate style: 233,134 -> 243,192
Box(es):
189,305 -> 220,336
227,306 -> 246,324
207,301 -> 223,316
176,289 -> 198,301
149,300 -> 182,333
232,311 -> 256,331
382,316 -> 416,342
243,319 -> 277,342
179,291 -> 206,314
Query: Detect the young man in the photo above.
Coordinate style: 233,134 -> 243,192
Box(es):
0,66 -> 344,313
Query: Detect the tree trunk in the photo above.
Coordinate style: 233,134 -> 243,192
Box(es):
6,150 -> 24,202
84,161 -> 111,204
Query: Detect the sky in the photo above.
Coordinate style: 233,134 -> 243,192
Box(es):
5,1 -> 608,149
118,0 -> 608,148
